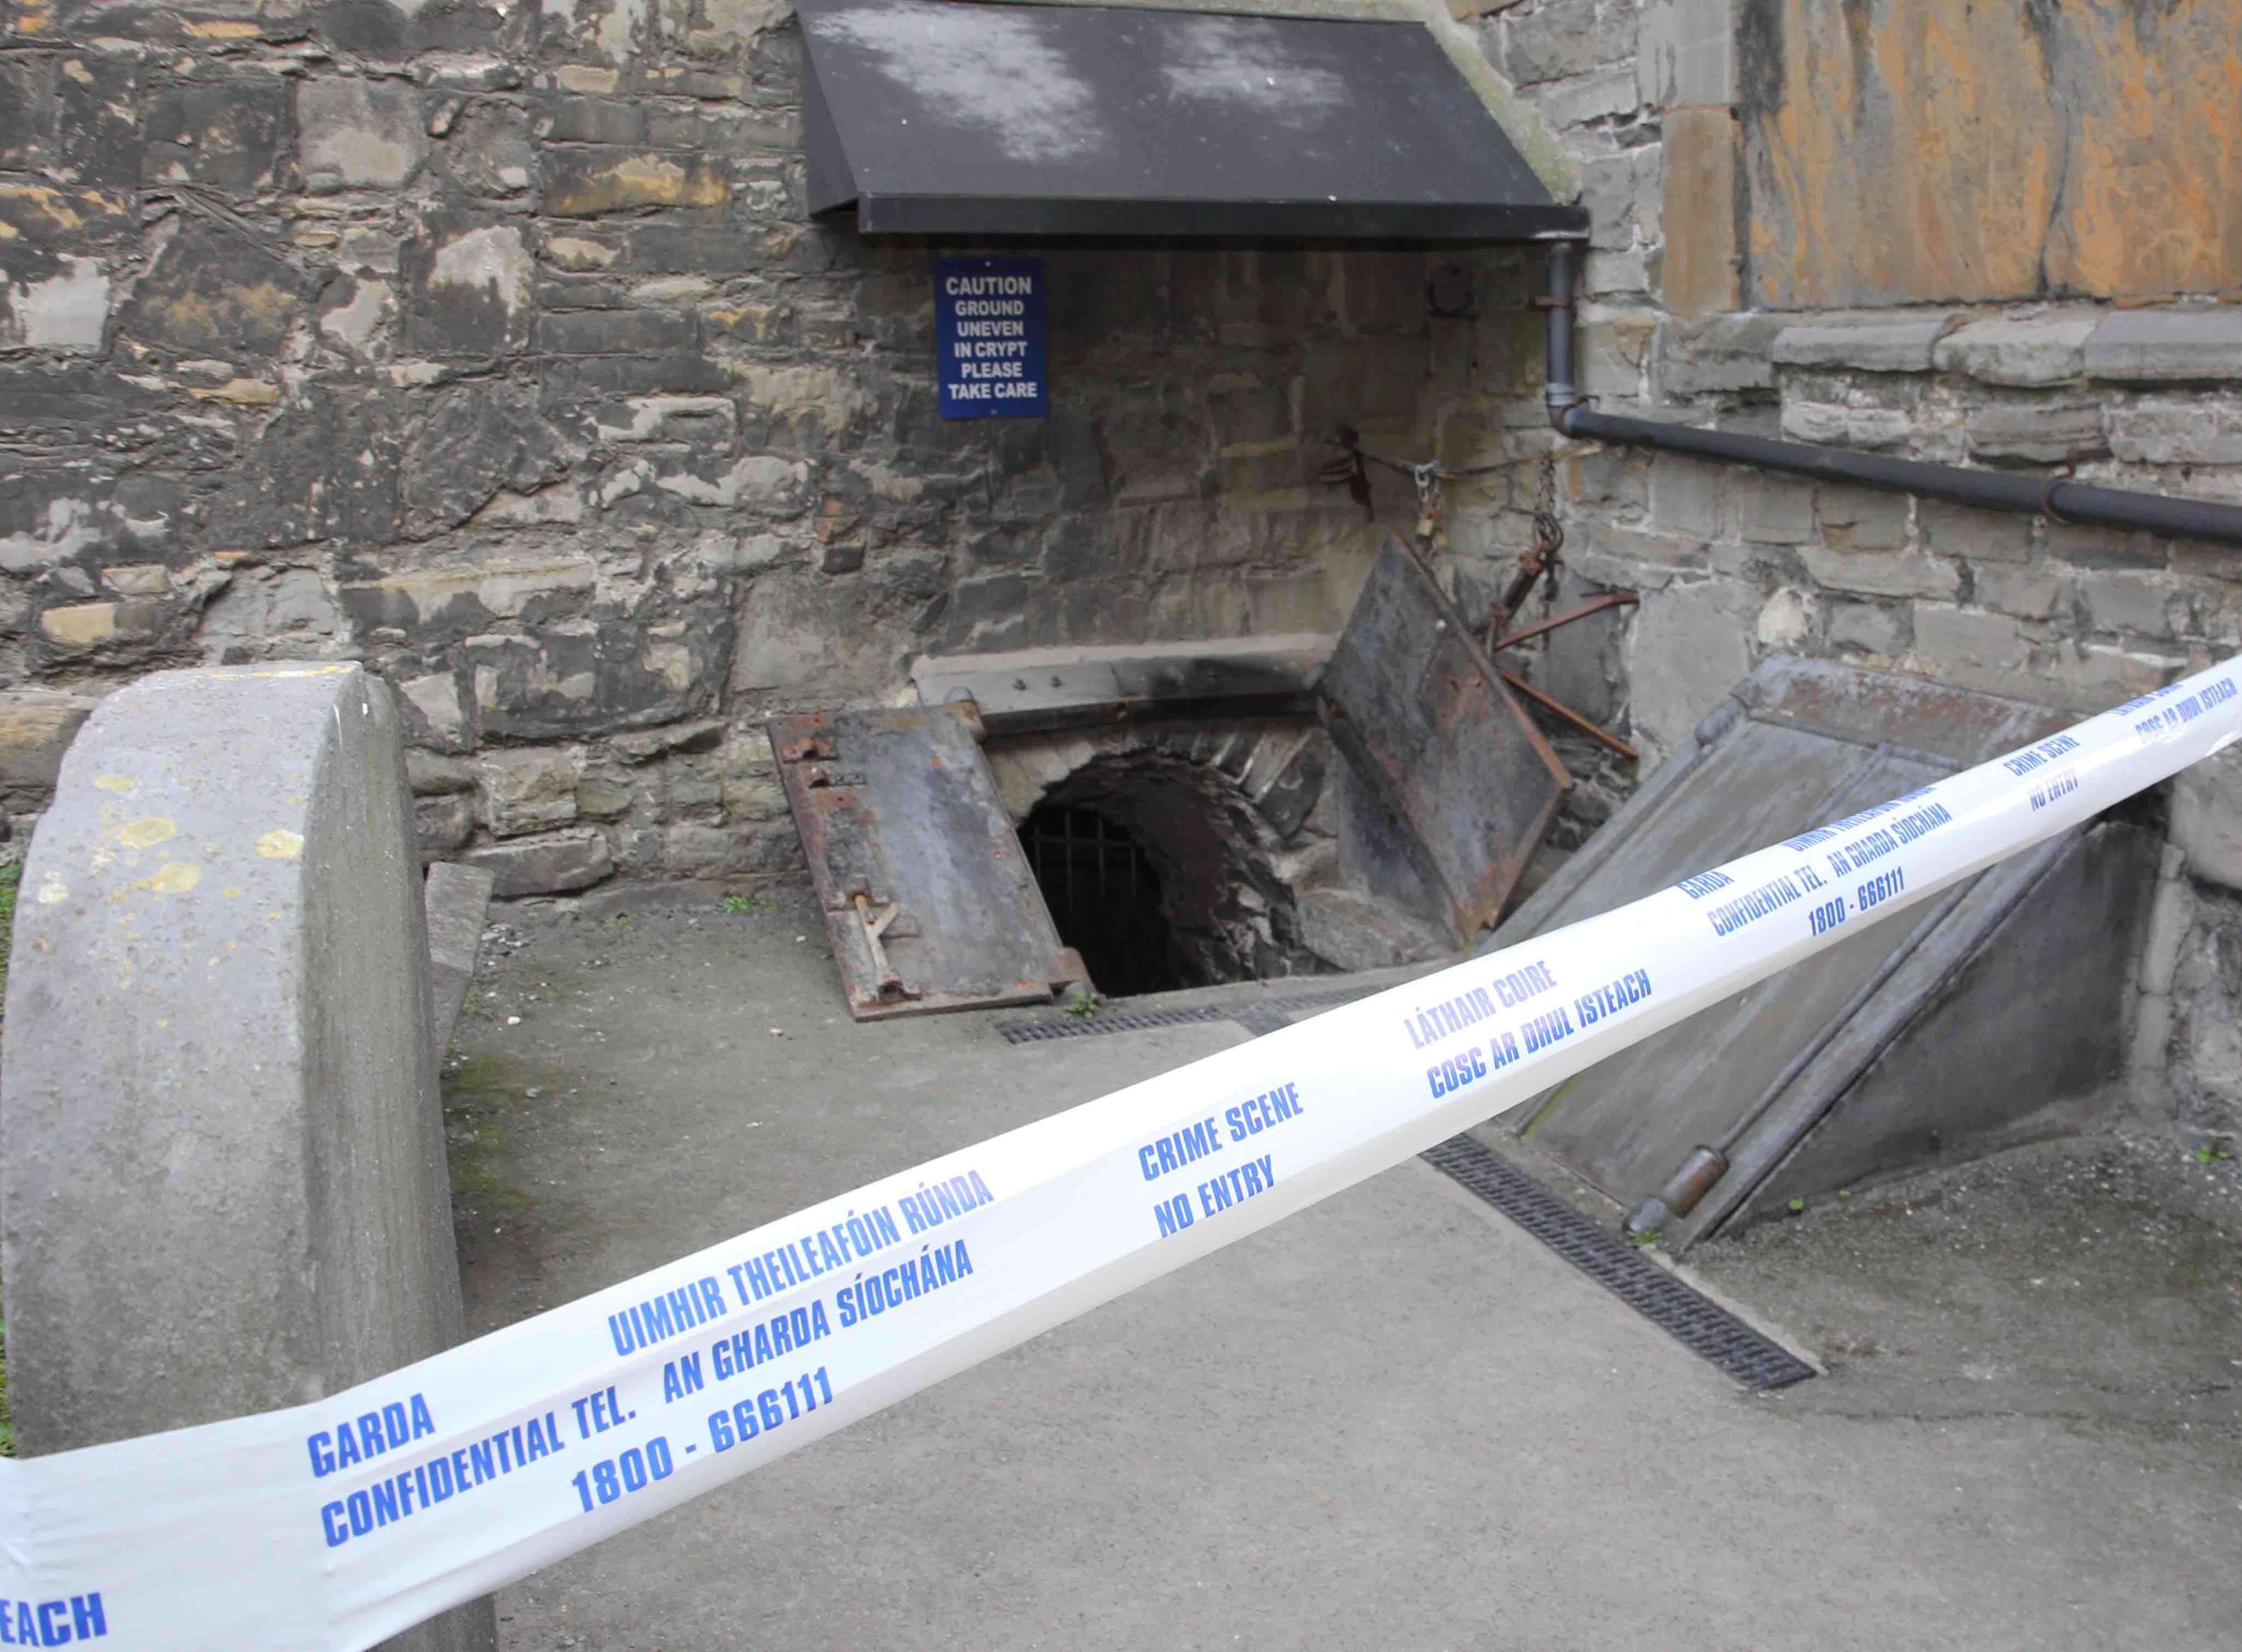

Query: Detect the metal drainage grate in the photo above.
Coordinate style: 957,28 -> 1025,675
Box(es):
1420,1133 -> 1816,1393
997,1004 -> 1233,1044
994,985 -> 1383,1045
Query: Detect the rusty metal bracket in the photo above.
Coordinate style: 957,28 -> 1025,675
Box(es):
853,893 -> 920,1003
1490,590 -> 1640,652
1498,666 -> 1639,762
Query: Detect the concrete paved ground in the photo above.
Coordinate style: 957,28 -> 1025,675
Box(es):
446,885 -> 2242,1651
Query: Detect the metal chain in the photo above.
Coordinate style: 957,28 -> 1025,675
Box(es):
1533,451 -> 1563,616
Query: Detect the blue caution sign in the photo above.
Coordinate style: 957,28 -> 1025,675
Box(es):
936,257 -> 1047,420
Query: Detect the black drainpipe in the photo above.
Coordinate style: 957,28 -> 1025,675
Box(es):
1543,245 -> 2242,548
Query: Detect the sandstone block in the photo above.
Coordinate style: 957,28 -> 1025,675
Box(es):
2079,571 -> 2180,639
1649,453 -> 1726,539
1657,313 -> 1786,395
1933,312 -> 2100,386
543,148 -> 729,217
1772,312 -> 1954,374
1972,563 -> 2069,620
0,689 -> 98,808
1801,546 -> 1958,600
415,793 -> 474,857
1828,600 -> 1908,656
118,219 -> 306,356
1918,498 -> 2034,563
2083,309 -> 2242,383
299,77 -> 429,193
476,749 -> 579,837
2106,403 -> 2242,467
464,828 -> 613,897
1964,402 -> 2109,465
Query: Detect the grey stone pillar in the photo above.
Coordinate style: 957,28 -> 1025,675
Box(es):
0,664 -> 493,1652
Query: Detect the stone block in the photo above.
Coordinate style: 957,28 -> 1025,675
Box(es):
1755,586 -> 1815,648
1628,579 -> 1753,761
539,95 -> 643,146
403,387 -> 575,534
1580,307 -> 1655,402
439,103 -> 536,203
1650,453 -> 1726,538
0,241 -> 109,352
1536,63 -> 1639,128
1563,446 -> 1650,511
416,792 -> 474,857
404,214 -> 535,357
118,219 -> 306,356
1738,473 -> 1814,543
399,671 -> 472,754
1661,107 -> 1737,318
1801,545 -> 1957,601
1972,563 -> 2068,620
0,665 -> 475,1556
205,385 -> 404,548
318,0 -> 525,61
1502,3 -> 1600,83
1814,485 -> 1912,550
1828,600 -> 1907,656
299,77 -> 429,193
476,749 -> 579,837
660,823 -> 747,879
2106,402 -> 2242,467
1781,400 -> 1912,449
1580,153 -> 1638,252
37,599 -> 170,652
465,611 -> 729,741
1908,604 -> 2028,691
406,749 -> 475,794
1918,498 -> 2034,563
649,452 -> 810,512
612,719 -> 725,763
1657,312 -> 1785,395
543,148 -> 729,217
1933,312 -> 2100,386
537,306 -> 694,357
464,828 -> 613,897
0,688 -> 98,809
1964,402 -> 2109,465
1773,312 -> 1954,374
1638,0 -> 1735,108
342,559 -> 597,642
2043,522 -> 2165,571
144,79 -> 296,195
2083,309 -> 2242,383
2171,745 -> 2242,891
596,394 -> 739,447
2080,571 -> 2180,639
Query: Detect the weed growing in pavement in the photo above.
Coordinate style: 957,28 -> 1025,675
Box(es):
722,894 -> 772,915
1624,1227 -> 1663,1250
1065,991 -> 1104,1019
2193,1139 -> 2234,1165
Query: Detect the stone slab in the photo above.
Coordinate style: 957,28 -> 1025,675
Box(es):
426,861 -> 496,1063
2084,309 -> 2242,383
1772,312 -> 1955,373
0,662 -> 491,1652
912,636 -> 1334,735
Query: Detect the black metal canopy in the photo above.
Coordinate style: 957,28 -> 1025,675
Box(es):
799,0 -> 1587,241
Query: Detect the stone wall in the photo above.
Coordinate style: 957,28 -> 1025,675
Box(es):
1445,0 -> 2242,1132
0,0 -> 1454,895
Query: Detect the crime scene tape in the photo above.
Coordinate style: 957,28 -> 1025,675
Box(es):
3,659 -> 2240,1650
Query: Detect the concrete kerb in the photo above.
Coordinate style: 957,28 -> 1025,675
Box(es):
0,664 -> 493,1652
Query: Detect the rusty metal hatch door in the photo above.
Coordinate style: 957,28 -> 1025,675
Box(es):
769,705 -> 1084,1021
1320,535 -> 1572,941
